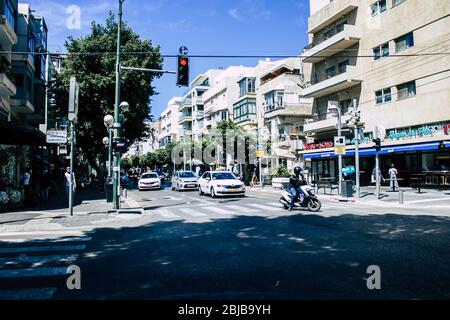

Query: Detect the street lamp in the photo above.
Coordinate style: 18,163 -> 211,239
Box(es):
328,103 -> 343,196
104,115 -> 114,180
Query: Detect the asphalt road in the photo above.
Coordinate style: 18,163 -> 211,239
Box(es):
1,184 -> 450,300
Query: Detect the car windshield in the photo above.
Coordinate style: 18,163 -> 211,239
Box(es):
179,172 -> 196,178
212,172 -> 236,180
141,173 -> 158,179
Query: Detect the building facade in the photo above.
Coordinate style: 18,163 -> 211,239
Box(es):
159,97 -> 181,147
300,0 -> 450,186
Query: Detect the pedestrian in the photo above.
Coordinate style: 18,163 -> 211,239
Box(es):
371,167 -> 384,184
64,167 -> 76,203
388,164 -> 399,191
40,170 -> 50,206
21,168 -> 31,205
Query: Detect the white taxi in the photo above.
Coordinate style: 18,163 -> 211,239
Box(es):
198,171 -> 245,198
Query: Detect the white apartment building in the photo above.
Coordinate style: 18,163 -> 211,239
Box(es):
300,0 -> 450,186
255,58 -> 313,171
159,97 -> 181,147
123,119 -> 160,158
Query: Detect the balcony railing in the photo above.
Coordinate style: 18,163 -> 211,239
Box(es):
311,64 -> 351,85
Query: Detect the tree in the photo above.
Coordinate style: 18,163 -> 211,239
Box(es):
58,12 -> 163,171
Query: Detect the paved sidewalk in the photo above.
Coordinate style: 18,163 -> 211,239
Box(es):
0,189 -> 144,234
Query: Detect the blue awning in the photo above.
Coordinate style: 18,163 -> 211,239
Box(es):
303,142 -> 446,160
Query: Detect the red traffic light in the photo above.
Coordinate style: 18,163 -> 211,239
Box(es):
179,58 -> 188,66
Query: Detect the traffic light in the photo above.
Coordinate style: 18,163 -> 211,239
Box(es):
373,138 -> 381,152
176,56 -> 189,87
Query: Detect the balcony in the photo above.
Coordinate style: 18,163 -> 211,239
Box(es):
193,96 -> 204,105
178,113 -> 193,124
11,98 -> 34,114
303,65 -> 362,98
303,25 -> 361,63
264,100 -> 313,119
308,0 -> 358,34
195,110 -> 205,119
0,73 -> 16,96
304,113 -> 352,134
0,15 -> 17,45
178,97 -> 192,112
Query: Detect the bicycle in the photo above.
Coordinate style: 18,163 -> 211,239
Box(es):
250,173 -> 260,187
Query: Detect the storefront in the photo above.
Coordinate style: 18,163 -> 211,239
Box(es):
302,140 -> 450,187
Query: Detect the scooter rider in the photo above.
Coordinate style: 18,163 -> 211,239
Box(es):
288,166 -> 306,211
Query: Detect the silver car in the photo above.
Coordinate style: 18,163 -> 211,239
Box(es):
171,171 -> 199,191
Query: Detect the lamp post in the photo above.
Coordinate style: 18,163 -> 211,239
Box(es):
328,103 -> 343,196
103,115 -> 114,180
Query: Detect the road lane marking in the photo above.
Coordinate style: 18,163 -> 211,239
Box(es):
203,207 -> 233,215
0,254 -> 79,266
0,267 -> 68,279
0,245 -> 86,254
0,288 -> 57,300
154,210 -> 179,219
225,205 -> 259,214
177,208 -> 207,217
246,204 -> 282,211
405,197 -> 450,204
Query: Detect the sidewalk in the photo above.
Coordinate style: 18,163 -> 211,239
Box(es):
0,188 -> 143,234
248,185 -> 450,207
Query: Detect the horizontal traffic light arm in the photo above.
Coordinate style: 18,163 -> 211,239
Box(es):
120,65 -> 176,74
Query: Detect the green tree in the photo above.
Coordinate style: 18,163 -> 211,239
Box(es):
58,12 -> 163,171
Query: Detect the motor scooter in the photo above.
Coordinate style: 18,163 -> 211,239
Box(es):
279,183 -> 321,212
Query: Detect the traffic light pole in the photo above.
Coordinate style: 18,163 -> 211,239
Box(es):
375,150 -> 381,199
353,99 -> 360,198
113,0 -> 124,210
337,108 -> 343,196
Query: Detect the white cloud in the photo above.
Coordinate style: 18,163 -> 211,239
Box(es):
228,8 -> 241,21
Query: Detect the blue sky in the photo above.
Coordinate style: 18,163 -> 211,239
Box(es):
27,0 -> 311,116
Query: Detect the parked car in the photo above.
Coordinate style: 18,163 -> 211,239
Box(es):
171,171 -> 199,191
138,172 -> 162,191
198,171 -> 246,198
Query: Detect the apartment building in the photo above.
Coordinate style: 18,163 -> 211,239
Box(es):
159,97 -> 181,147
256,58 -> 313,171
0,1 -> 49,186
300,0 -> 450,186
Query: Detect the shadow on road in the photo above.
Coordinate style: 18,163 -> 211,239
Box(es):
2,211 -> 448,300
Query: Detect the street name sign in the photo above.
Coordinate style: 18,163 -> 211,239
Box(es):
47,129 -> 68,144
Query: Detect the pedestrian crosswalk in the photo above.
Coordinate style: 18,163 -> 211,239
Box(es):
147,198 -> 359,220
0,234 -> 91,300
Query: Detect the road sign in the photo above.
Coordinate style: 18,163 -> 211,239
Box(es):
47,129 -> 67,144
256,150 -> 265,158
334,136 -> 346,155
68,76 -> 78,122
179,46 -> 188,56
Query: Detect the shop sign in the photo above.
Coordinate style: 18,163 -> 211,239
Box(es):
385,123 -> 450,141
304,141 -> 333,150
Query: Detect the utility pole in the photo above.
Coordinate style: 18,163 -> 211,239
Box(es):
113,0 -> 125,210
353,98 -> 361,198
337,107 -> 343,196
69,120 -> 75,216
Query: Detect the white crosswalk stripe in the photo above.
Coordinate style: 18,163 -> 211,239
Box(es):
177,208 -> 207,217
246,203 -> 282,211
202,206 -> 233,215
223,205 -> 259,214
154,210 -> 180,219
0,235 -> 91,300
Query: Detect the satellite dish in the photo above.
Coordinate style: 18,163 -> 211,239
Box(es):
373,125 -> 386,141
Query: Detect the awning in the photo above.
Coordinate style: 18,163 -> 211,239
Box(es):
0,120 -> 46,146
303,142 -> 448,160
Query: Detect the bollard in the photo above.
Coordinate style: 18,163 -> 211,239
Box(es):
399,190 -> 404,204
124,188 -> 128,198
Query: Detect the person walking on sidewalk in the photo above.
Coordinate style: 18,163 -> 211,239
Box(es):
64,167 -> 76,204
388,164 -> 399,191
40,170 -> 50,206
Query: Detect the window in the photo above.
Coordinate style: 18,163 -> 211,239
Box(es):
393,0 -> 406,7
238,78 -> 255,96
233,98 -> 256,123
395,32 -> 414,52
5,0 -> 16,30
336,20 -> 347,33
397,81 -> 416,100
375,88 -> 392,104
326,65 -> 336,78
371,0 -> 387,16
338,60 -> 349,73
373,43 -> 390,60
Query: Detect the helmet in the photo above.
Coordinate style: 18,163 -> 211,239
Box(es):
293,166 -> 303,176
